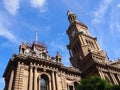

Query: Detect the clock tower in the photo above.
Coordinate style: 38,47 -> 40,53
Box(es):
66,11 -> 108,69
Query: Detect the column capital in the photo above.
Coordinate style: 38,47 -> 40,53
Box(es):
34,66 -> 38,69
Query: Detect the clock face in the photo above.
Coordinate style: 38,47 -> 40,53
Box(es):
71,30 -> 76,37
25,49 -> 30,54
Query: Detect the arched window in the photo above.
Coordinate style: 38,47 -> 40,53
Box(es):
86,39 -> 89,45
40,75 -> 49,90
22,48 -> 25,54
74,82 -> 78,90
42,53 -> 47,59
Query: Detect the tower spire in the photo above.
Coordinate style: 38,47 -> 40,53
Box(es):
35,29 -> 38,42
67,10 -> 77,24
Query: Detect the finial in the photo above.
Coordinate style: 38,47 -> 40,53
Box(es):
67,10 -> 70,15
67,10 -> 74,16
35,29 -> 38,42
56,51 -> 62,62
57,51 -> 59,55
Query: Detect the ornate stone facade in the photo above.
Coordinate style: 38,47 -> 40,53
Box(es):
3,41 -> 80,90
66,11 -> 120,85
3,11 -> 120,90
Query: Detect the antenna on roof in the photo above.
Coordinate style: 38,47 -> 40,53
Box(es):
67,10 -> 74,16
35,29 -> 38,42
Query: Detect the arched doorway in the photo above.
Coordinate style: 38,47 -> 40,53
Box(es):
40,74 -> 49,90
74,82 -> 78,90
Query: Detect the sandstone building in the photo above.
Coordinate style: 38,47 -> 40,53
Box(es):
66,11 -> 120,85
3,11 -> 120,90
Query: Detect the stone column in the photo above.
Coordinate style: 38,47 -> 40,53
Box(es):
113,75 -> 119,85
8,69 -> 14,90
39,75 -> 41,90
52,71 -> 55,90
110,73 -> 118,85
29,66 -> 33,90
34,67 -> 37,90
98,71 -> 103,79
55,72 -> 59,90
73,85 -> 75,90
99,71 -> 105,79
49,79 -> 52,90
117,75 -> 120,83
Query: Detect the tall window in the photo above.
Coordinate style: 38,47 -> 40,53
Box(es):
69,86 -> 73,90
40,75 -> 49,90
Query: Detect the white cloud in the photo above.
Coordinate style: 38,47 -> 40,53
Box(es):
0,78 -> 4,84
0,28 -> 17,44
0,17 -> 18,43
3,0 -> 20,15
30,0 -> 47,13
49,39 -> 70,66
50,41 -> 65,52
110,3 -> 120,35
117,4 -> 120,8
0,77 -> 4,90
92,0 -> 112,24
110,22 -> 120,33
62,52 -> 70,66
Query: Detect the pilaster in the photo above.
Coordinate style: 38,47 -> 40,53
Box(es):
13,62 -> 24,90
99,71 -> 105,79
55,72 -> 59,90
49,78 -> 52,90
98,71 -> 103,79
39,75 -> 41,90
29,65 -> 33,90
110,73 -> 119,85
13,63 -> 20,90
19,64 -> 24,90
117,75 -> 120,84
8,69 -> 14,90
34,67 -> 37,90
52,71 -> 55,90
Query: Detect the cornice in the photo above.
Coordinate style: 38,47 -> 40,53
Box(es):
3,54 -> 81,78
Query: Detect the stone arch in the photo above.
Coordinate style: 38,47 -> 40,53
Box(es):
42,52 -> 47,59
19,44 -> 26,54
38,72 -> 51,90
74,81 -> 79,90
39,72 -> 51,81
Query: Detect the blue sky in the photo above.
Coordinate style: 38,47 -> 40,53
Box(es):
0,0 -> 120,89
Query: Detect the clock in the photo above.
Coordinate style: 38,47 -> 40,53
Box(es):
25,49 -> 30,54
71,30 -> 76,37
25,49 -> 31,56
